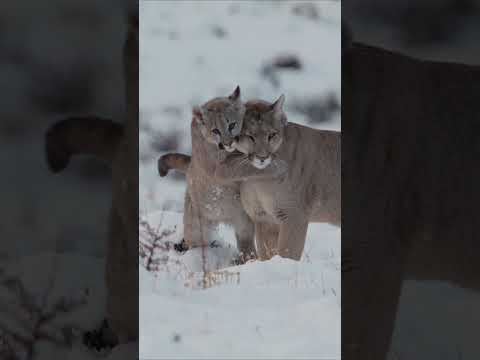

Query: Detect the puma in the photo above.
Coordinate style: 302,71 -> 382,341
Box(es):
45,12 -> 138,346
158,88 -> 286,262
230,97 -> 340,260
159,96 -> 341,261
342,27 -> 480,359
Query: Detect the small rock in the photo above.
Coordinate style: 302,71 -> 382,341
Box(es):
211,25 -> 227,38
291,93 -> 340,124
261,54 -> 303,88
271,54 -> 302,71
291,2 -> 320,21
172,333 -> 181,343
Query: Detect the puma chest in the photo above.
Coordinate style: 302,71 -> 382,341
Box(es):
240,181 -> 278,223
190,179 -> 242,219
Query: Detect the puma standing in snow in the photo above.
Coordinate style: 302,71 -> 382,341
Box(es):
159,95 -> 341,261
158,88 -> 286,262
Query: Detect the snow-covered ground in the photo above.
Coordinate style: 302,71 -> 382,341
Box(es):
139,1 -> 341,359
140,211 -> 340,359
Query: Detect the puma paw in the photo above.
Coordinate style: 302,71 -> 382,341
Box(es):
231,251 -> 257,265
173,239 -> 189,253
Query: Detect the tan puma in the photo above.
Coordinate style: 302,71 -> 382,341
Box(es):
158,89 -> 286,262
342,26 -> 480,359
45,11 -> 138,345
229,96 -> 341,260
159,96 -> 340,261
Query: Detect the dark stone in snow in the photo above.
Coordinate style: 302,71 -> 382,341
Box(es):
212,25 -> 227,38
172,333 -> 181,343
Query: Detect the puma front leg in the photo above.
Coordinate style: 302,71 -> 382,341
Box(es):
254,222 -> 280,261
183,191 -> 217,248
230,210 -> 256,263
275,212 -> 309,261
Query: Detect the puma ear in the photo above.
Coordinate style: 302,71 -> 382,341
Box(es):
228,85 -> 241,103
192,106 -> 204,124
270,94 -> 287,125
271,94 -> 285,112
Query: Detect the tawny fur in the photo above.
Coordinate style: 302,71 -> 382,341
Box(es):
230,98 -> 341,261
158,98 -> 336,263
165,91 -> 286,263
158,153 -> 190,176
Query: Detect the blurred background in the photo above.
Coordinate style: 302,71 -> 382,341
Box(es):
0,0 -> 128,259
344,0 -> 480,64
344,1 -> 480,358
140,0 -> 341,214
0,1 -> 138,357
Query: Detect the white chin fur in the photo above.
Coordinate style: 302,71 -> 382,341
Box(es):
224,145 -> 235,152
251,156 -> 271,169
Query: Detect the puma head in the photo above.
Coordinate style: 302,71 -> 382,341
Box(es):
234,95 -> 287,169
192,86 -> 246,152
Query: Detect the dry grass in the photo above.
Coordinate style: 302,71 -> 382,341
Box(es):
139,216 -> 176,272
139,216 -> 240,290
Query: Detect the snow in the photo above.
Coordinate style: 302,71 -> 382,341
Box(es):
139,1 -> 341,359
140,211 -> 340,360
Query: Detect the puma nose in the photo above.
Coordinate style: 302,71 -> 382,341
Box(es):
218,143 -> 225,150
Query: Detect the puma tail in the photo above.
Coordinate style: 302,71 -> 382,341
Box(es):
158,153 -> 191,177
45,116 -> 124,172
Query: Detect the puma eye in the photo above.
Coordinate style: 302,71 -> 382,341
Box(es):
211,129 -> 221,136
228,122 -> 236,132
247,135 -> 255,143
268,132 -> 277,141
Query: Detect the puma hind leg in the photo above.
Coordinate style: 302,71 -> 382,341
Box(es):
183,191 -> 218,249
277,215 -> 308,261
